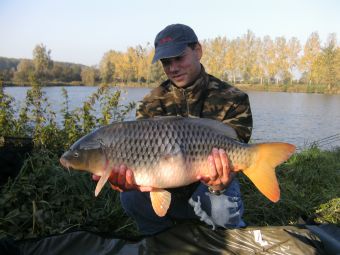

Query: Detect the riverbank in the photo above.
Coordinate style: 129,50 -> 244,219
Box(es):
236,83 -> 340,94
3,81 -> 84,87
3,81 -> 340,94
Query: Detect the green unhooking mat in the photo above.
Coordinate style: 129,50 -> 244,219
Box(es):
2,223 -> 339,255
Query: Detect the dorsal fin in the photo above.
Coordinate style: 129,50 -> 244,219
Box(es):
185,117 -> 238,139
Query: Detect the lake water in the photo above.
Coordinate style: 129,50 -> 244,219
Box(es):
4,86 -> 340,150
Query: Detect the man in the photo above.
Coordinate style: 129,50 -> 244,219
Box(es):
101,24 -> 252,235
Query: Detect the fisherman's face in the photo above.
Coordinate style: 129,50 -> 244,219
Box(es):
161,44 -> 202,88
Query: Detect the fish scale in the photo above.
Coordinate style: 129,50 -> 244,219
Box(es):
98,118 -> 250,186
60,116 -> 296,217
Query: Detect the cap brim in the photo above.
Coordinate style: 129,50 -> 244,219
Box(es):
152,43 -> 187,64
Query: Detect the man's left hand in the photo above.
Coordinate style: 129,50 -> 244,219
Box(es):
197,148 -> 235,191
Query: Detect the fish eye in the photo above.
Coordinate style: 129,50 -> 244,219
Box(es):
73,152 -> 79,158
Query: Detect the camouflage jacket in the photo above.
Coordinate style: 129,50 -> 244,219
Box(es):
136,66 -> 253,143
135,66 -> 253,201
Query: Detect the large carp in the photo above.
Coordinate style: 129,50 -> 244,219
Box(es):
60,117 -> 295,217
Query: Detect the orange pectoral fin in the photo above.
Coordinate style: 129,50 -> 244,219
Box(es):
150,189 -> 171,217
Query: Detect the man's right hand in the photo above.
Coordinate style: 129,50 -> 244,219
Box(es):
92,164 -> 154,192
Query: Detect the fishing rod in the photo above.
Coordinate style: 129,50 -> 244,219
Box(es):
306,133 -> 340,149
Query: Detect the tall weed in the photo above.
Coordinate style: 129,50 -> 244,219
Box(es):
0,82 -> 137,239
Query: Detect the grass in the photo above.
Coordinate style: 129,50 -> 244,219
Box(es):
241,146 -> 340,226
0,149 -> 137,240
0,146 -> 339,240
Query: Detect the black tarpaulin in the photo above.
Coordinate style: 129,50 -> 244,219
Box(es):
9,223 -> 339,255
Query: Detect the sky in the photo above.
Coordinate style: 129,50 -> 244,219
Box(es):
1,0 -> 339,66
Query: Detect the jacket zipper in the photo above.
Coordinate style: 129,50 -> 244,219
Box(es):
181,89 -> 190,116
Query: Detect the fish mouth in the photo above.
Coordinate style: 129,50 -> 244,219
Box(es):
59,157 -> 71,173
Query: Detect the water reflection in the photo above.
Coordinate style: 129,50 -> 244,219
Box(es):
248,91 -> 340,149
4,87 -> 340,150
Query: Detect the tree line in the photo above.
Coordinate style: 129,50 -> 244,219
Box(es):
0,48 -> 84,85
1,30 -> 339,87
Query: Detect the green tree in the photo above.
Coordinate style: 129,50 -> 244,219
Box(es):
335,47 -> 340,85
125,47 -> 138,82
135,44 -> 151,83
50,63 -> 64,81
149,60 -> 166,83
99,51 -> 115,84
33,43 -> 53,81
14,59 -> 34,82
81,66 -> 97,85
0,75 -> 16,135
0,69 -> 14,82
319,33 -> 338,88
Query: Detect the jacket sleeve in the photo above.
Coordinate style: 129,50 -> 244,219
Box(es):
222,93 -> 253,143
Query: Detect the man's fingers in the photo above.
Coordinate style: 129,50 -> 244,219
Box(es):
108,166 -> 119,185
208,155 -> 217,181
212,148 -> 223,178
109,183 -> 123,192
125,169 -> 136,189
92,174 -> 100,181
139,186 -> 154,192
117,165 -> 127,186
197,175 -> 212,185
219,149 -> 230,185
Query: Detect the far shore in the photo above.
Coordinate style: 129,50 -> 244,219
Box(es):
3,81 -> 340,95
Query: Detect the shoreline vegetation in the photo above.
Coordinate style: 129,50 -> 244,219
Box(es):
3,81 -> 340,95
0,78 -> 339,240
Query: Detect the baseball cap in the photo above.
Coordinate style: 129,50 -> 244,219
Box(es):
152,24 -> 198,64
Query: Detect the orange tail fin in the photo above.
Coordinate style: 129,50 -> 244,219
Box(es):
243,142 -> 296,202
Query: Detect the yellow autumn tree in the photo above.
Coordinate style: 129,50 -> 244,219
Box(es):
273,36 -> 290,84
134,44 -> 151,83
238,30 -> 258,82
286,37 -> 301,84
249,38 -> 264,84
224,39 -> 241,84
300,32 -> 321,84
335,47 -> 340,85
201,37 -> 228,80
318,33 -> 338,88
